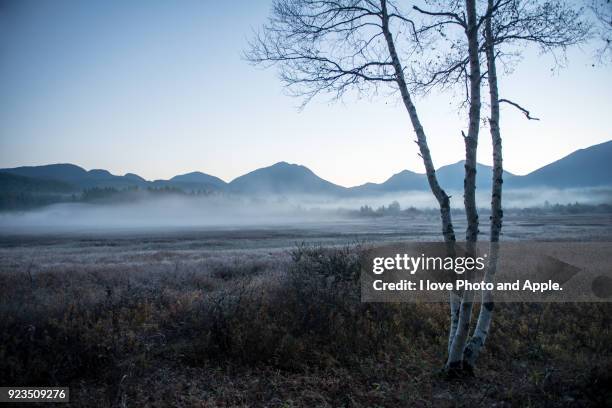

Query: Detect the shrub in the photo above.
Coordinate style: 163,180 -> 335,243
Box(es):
183,245 -> 447,370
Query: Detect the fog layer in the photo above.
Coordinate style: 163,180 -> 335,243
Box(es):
0,188 -> 610,233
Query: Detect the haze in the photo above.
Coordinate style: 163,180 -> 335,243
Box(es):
1,187 -> 609,233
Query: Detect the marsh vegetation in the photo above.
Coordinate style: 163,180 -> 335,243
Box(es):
1,217 -> 610,406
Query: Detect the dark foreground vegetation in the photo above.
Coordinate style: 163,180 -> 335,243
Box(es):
0,245 -> 610,407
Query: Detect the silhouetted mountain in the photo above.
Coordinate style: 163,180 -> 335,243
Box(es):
169,171 -> 227,189
351,162 -> 516,195
0,173 -> 78,210
228,162 -> 347,195
1,164 -> 88,182
149,172 -> 225,192
0,172 -> 77,193
0,164 -> 146,189
88,169 -> 113,178
0,140 -> 610,201
352,170 -> 427,194
124,173 -> 146,182
507,140 -> 612,188
436,161 -> 516,191
350,141 -> 611,194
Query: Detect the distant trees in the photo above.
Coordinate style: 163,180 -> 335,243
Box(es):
81,187 -> 122,202
0,172 -> 76,210
359,205 -> 376,216
359,200 -> 401,216
386,200 -> 401,214
0,192 -> 69,211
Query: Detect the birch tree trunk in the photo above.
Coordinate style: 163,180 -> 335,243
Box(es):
380,0 -> 456,244
380,0 -> 460,346
446,0 -> 481,371
463,0 -> 503,369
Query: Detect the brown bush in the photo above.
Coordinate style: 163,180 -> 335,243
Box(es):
0,244 -> 610,406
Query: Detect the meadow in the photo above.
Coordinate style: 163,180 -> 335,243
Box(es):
0,214 -> 611,406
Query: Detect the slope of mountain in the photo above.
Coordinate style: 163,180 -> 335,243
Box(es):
0,172 -> 78,193
124,173 -> 147,182
1,164 -> 88,182
149,172 -> 226,192
436,161 -> 516,191
351,170 -> 427,195
0,140 -> 609,198
508,140 -> 612,188
351,162 -> 516,195
165,171 -> 227,191
0,164 -> 147,189
228,162 -> 347,195
0,173 -> 79,210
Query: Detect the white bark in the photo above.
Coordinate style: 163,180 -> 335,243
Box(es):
380,1 -> 461,347
448,290 -> 462,354
380,0 -> 457,245
446,0 -> 481,370
463,0 -> 503,369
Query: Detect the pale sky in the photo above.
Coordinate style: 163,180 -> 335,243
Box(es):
0,0 -> 610,187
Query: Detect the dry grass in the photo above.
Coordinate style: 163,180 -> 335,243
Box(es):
0,243 -> 610,407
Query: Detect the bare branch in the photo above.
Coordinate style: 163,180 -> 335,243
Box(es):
244,0 -> 426,105
412,5 -> 467,28
589,0 -> 612,62
499,98 -> 540,120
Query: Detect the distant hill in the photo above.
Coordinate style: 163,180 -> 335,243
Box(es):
0,172 -> 78,210
124,173 -> 147,182
350,142 -> 610,195
156,171 -> 227,191
436,161 -> 516,191
0,172 -> 77,193
507,140 -> 612,188
351,170 -> 427,194
0,140 -> 610,202
351,162 -> 516,195
1,164 -> 88,182
227,162 -> 347,195
0,164 -> 147,189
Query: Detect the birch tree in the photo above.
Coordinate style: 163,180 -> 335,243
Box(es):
410,0 -> 484,372
245,0 -> 462,342
412,0 -> 589,373
404,0 -> 491,372
462,0 -> 503,371
465,0 -> 589,371
245,1 -> 454,237
247,0 -> 589,376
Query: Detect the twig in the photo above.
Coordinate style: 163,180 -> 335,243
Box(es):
499,98 -> 540,120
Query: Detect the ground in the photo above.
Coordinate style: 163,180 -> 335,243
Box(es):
0,213 -> 611,407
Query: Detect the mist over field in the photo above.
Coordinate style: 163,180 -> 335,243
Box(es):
0,187 -> 610,233
0,195 -> 317,232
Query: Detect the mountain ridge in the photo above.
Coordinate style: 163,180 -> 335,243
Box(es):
1,140 -> 610,195
227,162 -> 347,195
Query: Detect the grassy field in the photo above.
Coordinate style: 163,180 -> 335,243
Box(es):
0,216 -> 611,406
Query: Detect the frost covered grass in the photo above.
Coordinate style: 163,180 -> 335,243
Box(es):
0,233 -> 610,407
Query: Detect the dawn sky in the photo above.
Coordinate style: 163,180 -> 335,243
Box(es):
1,0 -> 610,187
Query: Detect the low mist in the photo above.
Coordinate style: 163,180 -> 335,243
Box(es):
0,187 -> 610,234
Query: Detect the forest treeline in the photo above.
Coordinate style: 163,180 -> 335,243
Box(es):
352,201 -> 612,217
0,182 -> 214,211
